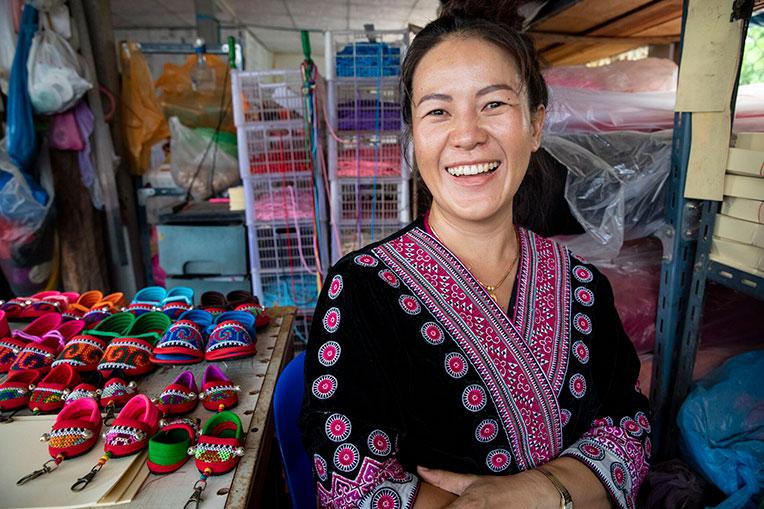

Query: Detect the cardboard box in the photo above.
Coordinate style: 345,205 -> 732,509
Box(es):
721,196 -> 763,224
714,213 -> 764,248
726,147 -> 764,178
735,132 -> 764,151
724,174 -> 764,200
711,236 -> 764,272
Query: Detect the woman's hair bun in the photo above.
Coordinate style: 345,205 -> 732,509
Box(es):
438,0 -> 525,31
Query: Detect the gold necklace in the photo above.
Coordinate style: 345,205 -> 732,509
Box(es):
429,222 -> 519,301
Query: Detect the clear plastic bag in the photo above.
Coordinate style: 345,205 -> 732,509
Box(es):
543,57 -> 678,93
543,130 -> 672,261
26,13 -> 91,114
169,116 -> 240,201
678,351 -> 764,509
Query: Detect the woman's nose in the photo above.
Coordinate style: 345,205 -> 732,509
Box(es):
450,112 -> 487,150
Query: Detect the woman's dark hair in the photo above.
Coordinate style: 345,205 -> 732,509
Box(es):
403,0 -> 560,233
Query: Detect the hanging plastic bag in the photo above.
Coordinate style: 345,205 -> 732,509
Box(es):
120,41 -> 170,175
26,12 -> 91,114
0,0 -> 18,95
49,108 -> 84,150
678,351 -> 764,509
169,116 -> 239,201
7,4 -> 39,171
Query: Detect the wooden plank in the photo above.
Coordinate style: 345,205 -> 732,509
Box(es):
531,0 -> 653,33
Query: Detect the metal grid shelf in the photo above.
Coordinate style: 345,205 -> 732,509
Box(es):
236,122 -> 312,177
332,177 -> 409,226
249,220 -> 320,276
259,270 -> 320,310
333,80 -> 401,133
327,30 -> 408,80
244,175 -> 322,225
334,132 -> 405,178
232,70 -> 308,127
334,222 -> 405,260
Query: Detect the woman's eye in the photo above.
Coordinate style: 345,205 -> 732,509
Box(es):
484,101 -> 505,110
426,109 -> 446,117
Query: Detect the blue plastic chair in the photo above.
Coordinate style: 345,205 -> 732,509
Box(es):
274,352 -> 315,509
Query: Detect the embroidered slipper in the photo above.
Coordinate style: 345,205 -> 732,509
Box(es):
150,310 -> 213,365
42,397 -> 102,459
64,383 -> 101,405
200,291 -> 227,318
100,377 -> 139,409
189,411 -> 245,475
21,292 -> 79,319
228,291 -> 270,329
1,313 -> 63,373
126,286 -> 167,316
0,310 -> 9,339
161,287 -> 194,320
52,313 -> 134,374
9,317 -> 70,374
82,292 -> 126,326
0,291 -> 60,319
103,394 -> 161,458
29,363 -> 82,414
61,291 -> 103,321
199,365 -> 240,412
0,369 -> 44,411
97,312 -> 171,378
147,417 -> 200,474
204,311 -> 257,362
154,370 -> 199,416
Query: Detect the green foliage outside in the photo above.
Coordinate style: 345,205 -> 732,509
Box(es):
740,23 -> 764,85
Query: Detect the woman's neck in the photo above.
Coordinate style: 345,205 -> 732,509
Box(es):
427,205 -> 519,281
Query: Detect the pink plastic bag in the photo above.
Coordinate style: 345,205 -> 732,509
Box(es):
49,108 -> 84,150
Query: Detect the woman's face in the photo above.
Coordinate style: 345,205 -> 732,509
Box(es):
411,36 -> 544,223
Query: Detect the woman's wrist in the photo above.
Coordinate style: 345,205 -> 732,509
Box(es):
527,468 -> 568,509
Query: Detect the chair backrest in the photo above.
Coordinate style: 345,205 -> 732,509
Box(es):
273,352 -> 315,509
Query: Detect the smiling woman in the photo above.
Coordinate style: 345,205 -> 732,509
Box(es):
300,2 -> 651,508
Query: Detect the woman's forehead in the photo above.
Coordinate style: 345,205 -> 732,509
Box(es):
412,37 -> 522,98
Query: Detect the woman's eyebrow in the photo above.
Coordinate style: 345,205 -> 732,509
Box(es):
416,93 -> 452,106
476,84 -> 517,97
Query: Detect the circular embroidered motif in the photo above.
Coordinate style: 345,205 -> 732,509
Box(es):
325,413 -> 352,442
621,417 -> 642,437
420,322 -> 444,345
569,373 -> 586,399
444,352 -> 468,379
610,462 -> 628,490
592,416 -> 614,427
398,295 -> 421,315
312,375 -> 338,400
573,265 -> 594,283
371,487 -> 401,509
354,254 -> 378,267
318,341 -> 341,367
333,443 -> 360,472
573,313 -> 592,335
462,384 -> 487,412
486,449 -> 511,473
572,340 -> 590,364
579,440 -> 606,461
367,429 -> 392,456
574,286 -> 594,307
561,409 -> 571,427
378,270 -> 400,288
475,419 -> 498,443
636,411 -> 651,432
323,307 -> 341,333
314,454 -> 328,481
328,275 -> 343,299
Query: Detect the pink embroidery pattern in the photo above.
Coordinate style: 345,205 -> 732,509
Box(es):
561,409 -> 571,427
378,270 -> 400,288
573,265 -> 593,283
325,414 -> 352,442
569,373 -> 587,399
636,411 -> 651,432
316,456 -> 415,509
354,254 -> 379,267
575,286 -> 594,307
312,375 -> 338,400
319,341 -> 341,367
324,308 -> 341,333
398,295 -> 421,316
371,488 -> 401,509
620,417 -> 642,437
476,419 -> 499,443
328,275 -> 344,299
420,322 -> 444,345
573,341 -> 589,364
486,449 -> 511,472
334,443 -> 360,472
367,430 -> 392,456
462,384 -> 487,412
315,453 -> 328,481
574,313 -> 592,335
374,228 -> 566,469
444,352 -> 468,379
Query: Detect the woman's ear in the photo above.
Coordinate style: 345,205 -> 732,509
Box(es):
530,105 -> 546,152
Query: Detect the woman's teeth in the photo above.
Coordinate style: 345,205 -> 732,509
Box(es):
446,162 -> 500,177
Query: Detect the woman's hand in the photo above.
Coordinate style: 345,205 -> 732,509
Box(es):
417,466 -> 560,509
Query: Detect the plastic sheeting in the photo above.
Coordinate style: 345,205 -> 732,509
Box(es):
678,351 -> 764,509
543,130 -> 672,261
543,57 -> 678,93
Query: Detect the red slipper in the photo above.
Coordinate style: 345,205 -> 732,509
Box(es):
29,363 -> 81,413
0,310 -> 9,339
0,369 -> 45,411
97,312 -> 171,378
1,313 -> 63,373
204,311 -> 257,362
147,417 -> 200,474
21,292 -> 79,319
42,397 -> 102,459
189,411 -> 244,475
150,310 -> 213,365
103,394 -> 160,457
100,377 -> 139,409
199,365 -> 239,412
1,291 -> 59,319
154,370 -> 199,416
64,383 -> 101,406
10,331 -> 67,375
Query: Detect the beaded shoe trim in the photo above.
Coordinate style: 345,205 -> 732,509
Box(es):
42,427 -> 95,448
105,425 -> 147,447
188,442 -> 244,463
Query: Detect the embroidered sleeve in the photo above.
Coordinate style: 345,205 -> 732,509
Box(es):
300,260 -> 420,509
560,272 -> 651,509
